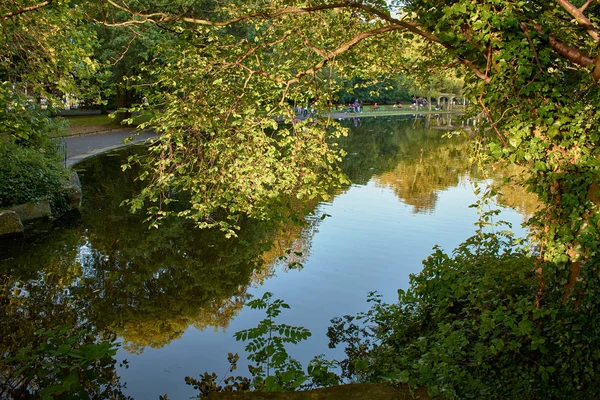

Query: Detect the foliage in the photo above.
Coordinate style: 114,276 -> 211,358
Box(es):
0,268 -> 130,399
97,0 -> 600,276
0,0 -> 96,208
327,229 -> 600,399
336,74 -> 413,104
186,292 -> 340,398
2,325 -> 130,399
0,140 -> 68,208
0,84 -> 67,146
0,0 -> 98,105
4,0 -> 600,396
1,147 -> 323,355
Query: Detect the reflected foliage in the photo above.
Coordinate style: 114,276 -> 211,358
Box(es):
0,273 -> 129,399
0,117 -> 503,398
338,116 -> 475,213
494,165 -> 542,218
0,146 -> 322,356
0,116 -> 486,364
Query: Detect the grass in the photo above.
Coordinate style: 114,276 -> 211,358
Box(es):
61,113 -> 151,136
62,115 -> 125,136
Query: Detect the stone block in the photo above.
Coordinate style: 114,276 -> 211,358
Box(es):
64,184 -> 83,210
0,210 -> 24,238
10,199 -> 52,222
69,171 -> 82,189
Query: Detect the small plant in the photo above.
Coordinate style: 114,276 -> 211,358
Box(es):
186,292 -> 341,398
2,324 -> 130,399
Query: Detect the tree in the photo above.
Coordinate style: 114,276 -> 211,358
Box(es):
95,0 -> 600,396
98,0 -> 600,293
0,1 -> 98,207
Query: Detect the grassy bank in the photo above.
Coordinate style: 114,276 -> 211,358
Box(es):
62,114 -> 124,136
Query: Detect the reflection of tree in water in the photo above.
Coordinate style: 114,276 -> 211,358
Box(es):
0,273 -> 129,398
338,116 -> 475,213
77,150 -> 326,352
494,165 -> 541,219
252,198 -> 321,286
0,148 -> 323,355
0,116 -> 486,362
375,141 -> 471,213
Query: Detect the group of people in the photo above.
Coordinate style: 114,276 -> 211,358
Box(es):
294,105 -> 315,118
349,99 -> 363,113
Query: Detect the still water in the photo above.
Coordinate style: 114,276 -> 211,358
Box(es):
0,115 -> 530,399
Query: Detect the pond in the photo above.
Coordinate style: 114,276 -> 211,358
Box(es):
0,115 -> 530,399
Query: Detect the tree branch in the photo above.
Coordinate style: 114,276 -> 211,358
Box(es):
556,0 -> 600,42
534,23 -> 598,81
579,0 -> 594,12
1,0 -> 52,20
286,25 -> 406,85
103,0 -> 490,81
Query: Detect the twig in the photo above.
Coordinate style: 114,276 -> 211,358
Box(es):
479,46 -> 508,147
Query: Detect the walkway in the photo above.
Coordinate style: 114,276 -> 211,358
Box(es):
65,129 -> 158,167
63,109 -> 450,167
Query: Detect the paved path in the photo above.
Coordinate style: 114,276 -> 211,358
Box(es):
63,110 -> 446,167
65,129 -> 158,167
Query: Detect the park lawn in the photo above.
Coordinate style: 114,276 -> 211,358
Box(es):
62,113 -> 151,136
63,114 -> 124,136
334,104 -> 463,118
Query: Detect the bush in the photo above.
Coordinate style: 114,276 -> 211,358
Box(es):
328,232 -> 600,399
0,141 -> 68,208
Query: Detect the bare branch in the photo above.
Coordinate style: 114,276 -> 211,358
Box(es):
1,0 -> 52,20
111,28 -> 140,65
579,0 -> 594,12
556,0 -> 600,42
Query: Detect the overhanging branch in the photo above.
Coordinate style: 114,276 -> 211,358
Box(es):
556,0 -> 600,42
1,0 -> 52,20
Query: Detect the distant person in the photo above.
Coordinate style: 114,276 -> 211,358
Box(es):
373,102 -> 379,110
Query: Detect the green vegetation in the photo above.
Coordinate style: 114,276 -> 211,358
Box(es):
0,141 -> 67,208
3,0 -> 600,398
0,93 -> 69,209
63,115 -> 123,136
186,292 -> 340,398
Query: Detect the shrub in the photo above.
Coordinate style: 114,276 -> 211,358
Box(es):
328,232 -> 600,399
0,141 -> 68,208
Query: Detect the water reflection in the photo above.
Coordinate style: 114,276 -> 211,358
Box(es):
338,116 -> 475,213
0,147 -> 322,357
0,116 -> 532,397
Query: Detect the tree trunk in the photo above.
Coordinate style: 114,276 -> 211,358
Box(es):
115,87 -> 133,123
